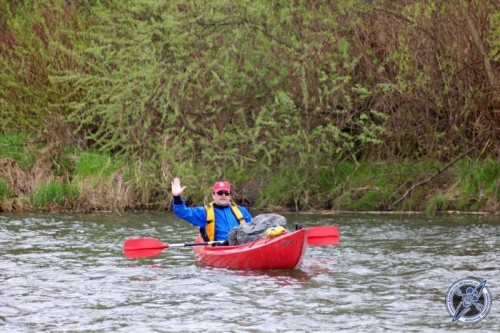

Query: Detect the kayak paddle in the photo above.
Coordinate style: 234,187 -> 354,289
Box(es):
123,237 -> 224,259
124,225 -> 339,259
306,226 -> 340,246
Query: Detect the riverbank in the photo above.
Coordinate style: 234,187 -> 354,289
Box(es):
1,136 -> 499,214
2,1 -> 500,216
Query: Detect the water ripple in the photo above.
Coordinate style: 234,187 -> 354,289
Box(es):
0,213 -> 499,332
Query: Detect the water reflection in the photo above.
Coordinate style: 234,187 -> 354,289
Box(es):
229,268 -> 314,286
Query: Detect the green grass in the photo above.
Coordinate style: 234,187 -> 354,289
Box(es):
353,190 -> 381,211
0,179 -> 12,199
74,151 -> 123,178
454,158 -> 500,210
255,160 -> 478,212
0,132 -> 37,169
31,181 -> 79,207
425,191 -> 448,215
0,133 -> 498,212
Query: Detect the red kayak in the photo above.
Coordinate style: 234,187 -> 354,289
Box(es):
193,228 -> 307,270
123,226 -> 338,270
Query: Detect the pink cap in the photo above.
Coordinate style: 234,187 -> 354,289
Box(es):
212,181 -> 231,192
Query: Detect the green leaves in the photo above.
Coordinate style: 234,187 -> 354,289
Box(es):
1,0 -> 499,211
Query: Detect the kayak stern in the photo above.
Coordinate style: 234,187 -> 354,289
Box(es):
193,229 -> 307,270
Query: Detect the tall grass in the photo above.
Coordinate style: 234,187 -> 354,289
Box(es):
74,151 -> 125,178
253,159 -> 499,212
31,181 -> 79,207
1,133 -> 499,213
0,179 -> 12,199
453,158 -> 500,211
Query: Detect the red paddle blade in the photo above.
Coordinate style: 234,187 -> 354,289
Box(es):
306,226 -> 340,246
123,238 -> 169,259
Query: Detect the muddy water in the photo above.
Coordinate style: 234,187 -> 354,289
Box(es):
1,212 -> 499,332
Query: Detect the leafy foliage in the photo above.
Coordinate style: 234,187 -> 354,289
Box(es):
0,0 -> 90,140
0,0 -> 499,212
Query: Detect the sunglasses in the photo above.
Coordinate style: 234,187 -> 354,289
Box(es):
216,191 -> 231,196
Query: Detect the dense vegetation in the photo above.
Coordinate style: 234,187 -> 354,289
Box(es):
0,0 -> 499,213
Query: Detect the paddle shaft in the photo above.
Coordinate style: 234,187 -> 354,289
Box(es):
169,241 -> 224,248
123,238 -> 224,259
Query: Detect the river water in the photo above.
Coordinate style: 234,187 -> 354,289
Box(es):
1,212 -> 499,332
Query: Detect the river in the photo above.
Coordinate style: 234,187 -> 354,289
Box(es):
1,212 -> 499,332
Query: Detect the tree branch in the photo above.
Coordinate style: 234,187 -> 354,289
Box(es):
461,3 -> 498,89
389,145 -> 479,210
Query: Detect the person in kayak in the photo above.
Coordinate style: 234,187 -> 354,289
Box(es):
171,177 -> 253,242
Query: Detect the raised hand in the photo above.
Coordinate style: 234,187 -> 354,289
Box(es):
171,177 -> 186,196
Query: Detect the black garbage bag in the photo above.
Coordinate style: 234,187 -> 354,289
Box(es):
227,213 -> 287,246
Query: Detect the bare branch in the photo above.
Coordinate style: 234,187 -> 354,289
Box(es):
389,145 -> 479,210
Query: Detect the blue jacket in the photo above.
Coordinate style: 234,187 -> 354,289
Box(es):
173,197 -> 252,241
